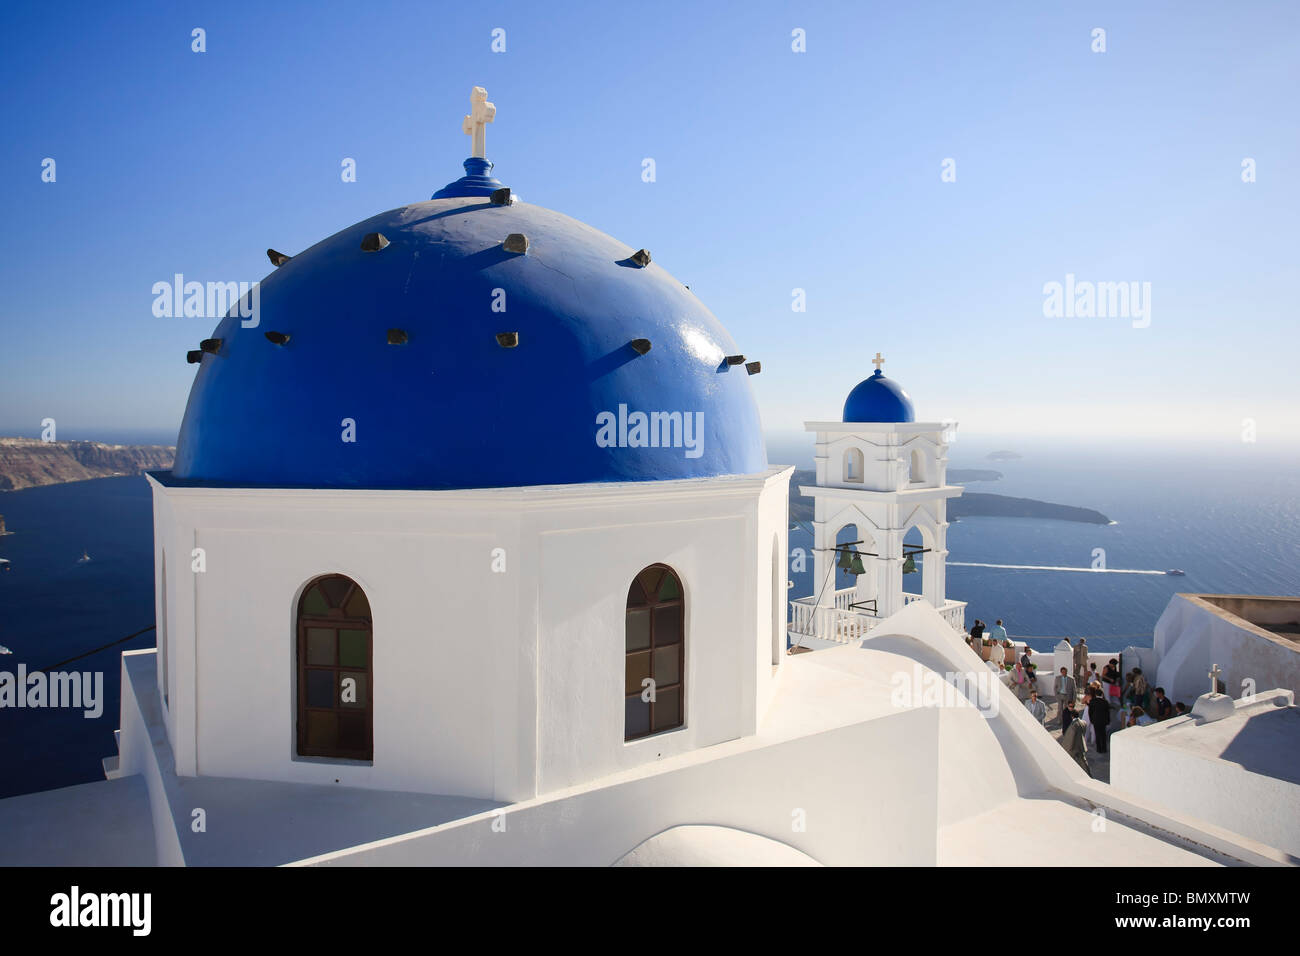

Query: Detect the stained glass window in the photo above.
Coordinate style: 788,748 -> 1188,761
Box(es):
625,564 -> 684,741
297,575 -> 372,760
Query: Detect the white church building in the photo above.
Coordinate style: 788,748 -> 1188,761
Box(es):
0,91 -> 1296,867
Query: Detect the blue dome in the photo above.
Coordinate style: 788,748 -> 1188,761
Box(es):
842,370 -> 915,423
173,182 -> 767,490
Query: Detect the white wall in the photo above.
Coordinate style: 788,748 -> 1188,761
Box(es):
1154,594 -> 1300,704
936,705 -> 1021,826
295,706 -> 941,867
148,468 -> 790,802
1110,692 -> 1300,858
533,503 -> 746,791
114,650 -> 185,866
755,474 -> 789,720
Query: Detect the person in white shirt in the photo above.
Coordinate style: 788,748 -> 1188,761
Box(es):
1127,705 -> 1155,728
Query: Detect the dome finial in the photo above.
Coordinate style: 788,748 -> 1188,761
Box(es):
462,86 -> 496,159
432,85 -> 505,199
872,351 -> 885,374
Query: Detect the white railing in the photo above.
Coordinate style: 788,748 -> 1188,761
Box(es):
826,608 -> 872,642
790,599 -> 817,637
790,595 -> 968,644
788,604 -> 881,644
831,587 -> 857,611
940,601 -> 967,633
791,587 -> 857,635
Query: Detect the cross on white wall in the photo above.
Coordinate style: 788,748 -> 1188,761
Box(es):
1208,663 -> 1222,695
462,86 -> 496,159
872,352 -> 885,371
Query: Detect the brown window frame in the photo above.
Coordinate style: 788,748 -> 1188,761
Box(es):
625,563 -> 685,742
296,575 -> 374,761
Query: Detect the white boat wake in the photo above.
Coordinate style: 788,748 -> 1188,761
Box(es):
948,561 -> 1166,575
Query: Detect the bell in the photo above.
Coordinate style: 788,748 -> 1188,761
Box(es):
902,554 -> 918,574
849,554 -> 866,576
836,548 -> 853,571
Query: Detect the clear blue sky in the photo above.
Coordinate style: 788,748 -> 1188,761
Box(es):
1,0 -> 1296,447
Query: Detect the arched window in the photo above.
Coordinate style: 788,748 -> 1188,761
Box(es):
297,574 -> 373,760
910,449 -> 925,484
625,564 -> 684,741
844,447 -> 864,483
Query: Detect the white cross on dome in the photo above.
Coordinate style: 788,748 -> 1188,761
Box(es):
462,86 -> 496,159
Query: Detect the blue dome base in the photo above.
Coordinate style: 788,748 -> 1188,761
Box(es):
432,157 -> 505,198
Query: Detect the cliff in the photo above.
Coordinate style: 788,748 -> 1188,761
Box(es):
787,470 -> 1110,525
950,492 -> 1110,525
948,468 -> 1002,482
0,437 -> 175,491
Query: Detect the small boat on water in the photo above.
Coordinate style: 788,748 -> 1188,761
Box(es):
0,558 -> 9,571
1166,569 -> 1185,576
77,550 -> 91,564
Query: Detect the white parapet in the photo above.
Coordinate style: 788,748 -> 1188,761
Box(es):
1111,689 -> 1300,859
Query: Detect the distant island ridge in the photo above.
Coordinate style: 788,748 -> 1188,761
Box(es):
788,468 -> 1111,525
949,468 -> 1002,482
0,440 -> 1107,525
0,437 -> 174,491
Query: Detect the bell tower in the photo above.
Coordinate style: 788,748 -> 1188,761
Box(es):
803,355 -> 965,627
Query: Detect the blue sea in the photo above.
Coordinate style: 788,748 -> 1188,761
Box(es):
1,440 -> 1298,798
0,476 -> 156,798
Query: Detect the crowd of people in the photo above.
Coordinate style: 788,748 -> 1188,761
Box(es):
965,625 -> 1190,777
966,618 -> 1021,667
1049,638 -> 1188,774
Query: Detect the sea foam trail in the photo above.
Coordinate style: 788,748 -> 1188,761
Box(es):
948,562 -> 1167,575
